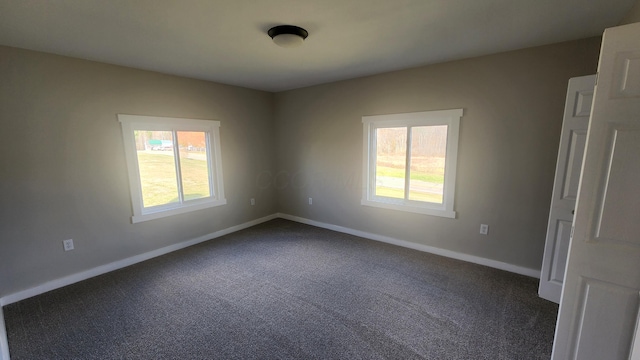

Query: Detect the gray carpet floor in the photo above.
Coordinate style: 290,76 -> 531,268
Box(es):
4,219 -> 558,359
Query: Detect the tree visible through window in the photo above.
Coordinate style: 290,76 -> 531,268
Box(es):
362,109 -> 462,218
375,125 -> 448,203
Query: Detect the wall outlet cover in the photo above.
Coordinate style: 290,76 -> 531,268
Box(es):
63,239 -> 74,251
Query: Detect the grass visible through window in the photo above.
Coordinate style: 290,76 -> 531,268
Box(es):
375,155 -> 445,204
376,166 -> 444,184
137,151 -> 210,207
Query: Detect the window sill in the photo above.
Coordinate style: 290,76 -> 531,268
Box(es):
131,199 -> 227,224
361,199 -> 456,219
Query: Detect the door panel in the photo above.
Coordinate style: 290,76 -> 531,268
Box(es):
549,220 -> 572,284
613,51 -> 640,97
561,129 -> 587,201
539,75 -> 595,303
573,90 -> 594,117
571,278 -> 640,360
552,22 -> 640,360
594,128 -> 640,245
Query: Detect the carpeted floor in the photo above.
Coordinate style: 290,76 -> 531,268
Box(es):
3,219 -> 558,359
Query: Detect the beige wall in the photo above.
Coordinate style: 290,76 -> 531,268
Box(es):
273,37 -> 601,271
0,36 -> 603,298
0,46 -> 277,298
620,0 -> 640,24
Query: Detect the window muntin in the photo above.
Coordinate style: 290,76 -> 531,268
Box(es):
119,115 -> 226,223
176,131 -> 211,201
362,109 -> 461,218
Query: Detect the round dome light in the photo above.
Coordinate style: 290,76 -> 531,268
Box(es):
268,25 -> 308,48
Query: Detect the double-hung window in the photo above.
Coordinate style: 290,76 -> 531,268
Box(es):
361,109 -> 462,218
118,114 -> 226,223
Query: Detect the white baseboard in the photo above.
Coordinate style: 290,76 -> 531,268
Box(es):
0,214 -> 277,307
277,213 -> 541,279
0,213 -> 275,360
0,213 -> 539,305
0,211 -> 539,360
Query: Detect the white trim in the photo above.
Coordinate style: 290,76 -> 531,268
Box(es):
131,199 -> 227,224
0,309 -> 8,360
0,211 -> 539,358
277,213 -> 541,279
117,114 -> 226,224
360,199 -> 456,218
117,114 -> 220,129
362,109 -> 464,124
0,214 -> 277,306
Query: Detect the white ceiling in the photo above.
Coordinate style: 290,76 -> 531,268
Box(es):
0,0 -> 635,92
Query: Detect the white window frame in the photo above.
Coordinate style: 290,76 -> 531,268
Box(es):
361,109 -> 462,218
118,114 -> 226,223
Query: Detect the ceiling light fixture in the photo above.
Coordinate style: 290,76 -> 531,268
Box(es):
268,25 -> 308,48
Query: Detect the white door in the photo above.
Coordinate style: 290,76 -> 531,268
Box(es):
552,22 -> 640,360
539,75 -> 595,304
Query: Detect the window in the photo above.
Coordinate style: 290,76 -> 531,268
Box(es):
118,115 -> 226,223
361,109 -> 462,218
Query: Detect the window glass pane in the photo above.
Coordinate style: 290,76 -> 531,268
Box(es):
408,125 -> 447,203
135,130 -> 179,207
177,131 -> 211,200
375,127 -> 407,199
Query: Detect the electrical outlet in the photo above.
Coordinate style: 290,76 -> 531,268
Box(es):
250,198 -> 255,206
479,224 -> 489,235
63,239 -> 74,251
308,197 -> 313,205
